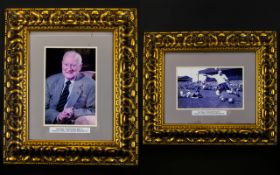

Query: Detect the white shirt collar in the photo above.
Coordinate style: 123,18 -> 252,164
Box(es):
64,78 -> 75,85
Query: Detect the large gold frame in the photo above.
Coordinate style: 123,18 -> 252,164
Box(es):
143,31 -> 277,145
3,8 -> 138,165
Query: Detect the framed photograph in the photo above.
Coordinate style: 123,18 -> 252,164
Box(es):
177,66 -> 244,110
143,31 -> 277,145
3,8 -> 138,165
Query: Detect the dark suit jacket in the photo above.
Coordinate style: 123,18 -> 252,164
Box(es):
45,73 -> 95,124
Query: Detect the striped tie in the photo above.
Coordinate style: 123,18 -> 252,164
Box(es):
56,80 -> 71,112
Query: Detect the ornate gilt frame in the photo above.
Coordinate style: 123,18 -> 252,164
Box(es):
3,8 -> 138,165
143,31 -> 277,145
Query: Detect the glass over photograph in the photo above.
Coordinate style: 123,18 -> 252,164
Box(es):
45,47 -> 97,126
177,67 -> 243,109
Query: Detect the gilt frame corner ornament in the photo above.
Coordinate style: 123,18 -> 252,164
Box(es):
4,8 -> 138,165
143,31 -> 277,145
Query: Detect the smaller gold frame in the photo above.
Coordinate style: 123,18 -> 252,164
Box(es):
3,8 -> 138,165
143,31 -> 277,145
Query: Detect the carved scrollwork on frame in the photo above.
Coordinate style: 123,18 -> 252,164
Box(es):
143,31 -> 277,145
4,8 -> 138,165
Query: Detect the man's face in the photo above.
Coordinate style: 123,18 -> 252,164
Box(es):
218,70 -> 222,75
62,56 -> 82,80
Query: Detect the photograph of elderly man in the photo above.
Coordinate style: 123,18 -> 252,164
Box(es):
45,49 -> 96,125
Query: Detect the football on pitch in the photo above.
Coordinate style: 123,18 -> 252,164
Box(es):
228,98 -> 234,104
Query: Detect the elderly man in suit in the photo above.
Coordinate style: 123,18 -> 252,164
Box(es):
45,50 -> 95,124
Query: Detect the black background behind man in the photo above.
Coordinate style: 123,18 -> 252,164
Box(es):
0,0 -> 279,175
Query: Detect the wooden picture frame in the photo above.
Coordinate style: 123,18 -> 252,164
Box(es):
143,31 -> 277,145
3,8 -> 138,165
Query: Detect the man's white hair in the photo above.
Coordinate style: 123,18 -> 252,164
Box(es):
62,50 -> 83,64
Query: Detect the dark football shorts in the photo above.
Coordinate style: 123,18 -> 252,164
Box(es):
217,82 -> 230,91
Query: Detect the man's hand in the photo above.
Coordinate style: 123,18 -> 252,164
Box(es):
63,107 -> 74,116
56,107 -> 74,123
